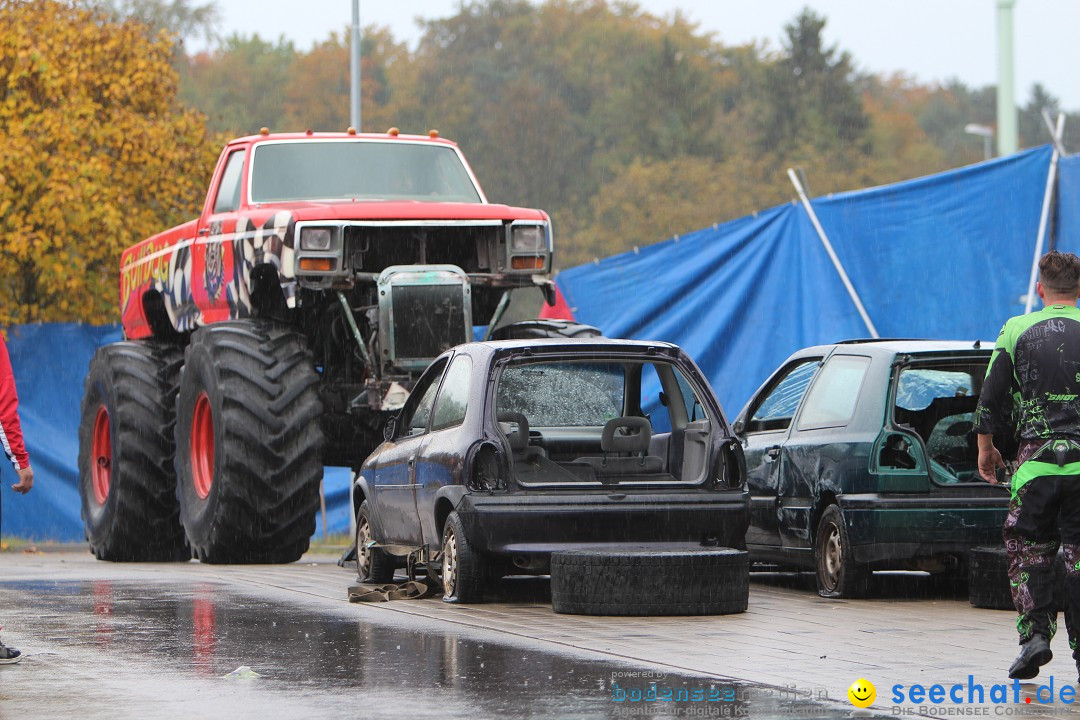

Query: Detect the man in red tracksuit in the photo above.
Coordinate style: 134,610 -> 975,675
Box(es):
0,333 -> 33,665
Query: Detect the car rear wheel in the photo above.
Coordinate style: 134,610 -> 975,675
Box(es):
441,512 -> 487,603
815,504 -> 870,598
355,501 -> 395,583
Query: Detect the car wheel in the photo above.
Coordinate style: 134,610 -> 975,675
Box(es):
355,501 -> 395,583
814,505 -> 870,598
441,512 -> 486,603
550,547 -> 749,616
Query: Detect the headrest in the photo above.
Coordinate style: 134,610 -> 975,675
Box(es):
601,417 -> 652,454
497,411 -> 529,451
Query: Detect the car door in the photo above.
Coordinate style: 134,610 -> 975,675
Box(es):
192,148 -> 245,323
414,354 -> 474,549
370,358 -> 448,546
780,354 -> 873,550
738,358 -> 821,550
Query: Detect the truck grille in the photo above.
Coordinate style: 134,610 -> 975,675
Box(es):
345,225 -> 500,274
391,284 -> 468,360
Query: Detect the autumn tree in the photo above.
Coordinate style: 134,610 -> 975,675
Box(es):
0,0 -> 220,325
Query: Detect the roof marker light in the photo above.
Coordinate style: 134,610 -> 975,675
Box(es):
259,127 -> 270,136
347,127 -> 357,135
387,127 -> 400,137
429,129 -> 439,138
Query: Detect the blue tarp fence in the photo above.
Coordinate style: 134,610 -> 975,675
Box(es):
4,144 -> 1078,541
558,145 -> 1076,416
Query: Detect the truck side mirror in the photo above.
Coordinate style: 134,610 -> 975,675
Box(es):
383,417 -> 397,442
732,419 -> 745,436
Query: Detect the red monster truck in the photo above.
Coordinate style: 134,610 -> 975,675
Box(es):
77,128 -> 595,563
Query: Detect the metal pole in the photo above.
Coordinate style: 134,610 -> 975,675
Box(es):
350,0 -> 361,131
787,168 -> 879,338
997,0 -> 1018,156
1024,113 -> 1066,314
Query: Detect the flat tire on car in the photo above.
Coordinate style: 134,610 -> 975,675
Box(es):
441,512 -> 487,603
77,341 -> 190,562
355,500 -> 395,583
550,547 -> 749,616
175,320 -> 324,564
814,505 -> 871,599
968,546 -> 1066,611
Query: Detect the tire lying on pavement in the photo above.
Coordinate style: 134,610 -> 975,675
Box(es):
550,547 -> 749,616
968,546 -> 1066,611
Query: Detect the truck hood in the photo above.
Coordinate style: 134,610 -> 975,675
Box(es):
260,200 -> 548,223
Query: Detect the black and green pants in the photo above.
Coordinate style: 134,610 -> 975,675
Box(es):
1004,453 -> 1080,655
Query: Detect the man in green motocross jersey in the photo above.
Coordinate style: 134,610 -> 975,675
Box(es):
977,250 -> 1080,681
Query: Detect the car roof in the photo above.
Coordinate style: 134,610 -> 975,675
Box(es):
795,338 -> 993,357
476,338 -> 679,352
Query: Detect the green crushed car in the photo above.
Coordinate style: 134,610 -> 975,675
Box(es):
733,340 -> 1013,598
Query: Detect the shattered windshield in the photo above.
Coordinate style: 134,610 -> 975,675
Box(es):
497,362 -> 624,427
249,140 -> 483,203
893,363 -> 986,483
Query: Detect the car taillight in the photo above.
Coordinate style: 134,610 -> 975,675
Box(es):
715,439 -> 745,489
466,446 -> 507,492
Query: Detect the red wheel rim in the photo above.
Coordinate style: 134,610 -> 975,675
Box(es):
91,405 -> 111,505
191,392 -> 214,500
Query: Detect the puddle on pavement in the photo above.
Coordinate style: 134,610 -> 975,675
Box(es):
0,579 -> 874,719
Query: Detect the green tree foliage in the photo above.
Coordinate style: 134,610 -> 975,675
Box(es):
98,0 -> 218,44
180,33 -> 298,134
0,0 -> 220,325
756,9 -> 868,160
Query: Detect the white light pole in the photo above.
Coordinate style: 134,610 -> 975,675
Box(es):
350,0 -> 361,131
964,123 -> 994,161
997,0 -> 1018,156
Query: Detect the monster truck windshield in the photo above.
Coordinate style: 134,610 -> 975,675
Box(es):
249,140 -> 483,204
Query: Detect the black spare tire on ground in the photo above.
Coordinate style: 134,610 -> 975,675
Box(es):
969,546 -> 1066,610
78,341 -> 189,562
175,320 -> 324,564
550,547 -> 749,616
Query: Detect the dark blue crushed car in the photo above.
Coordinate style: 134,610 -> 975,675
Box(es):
353,338 -> 749,602
734,340 -> 1012,598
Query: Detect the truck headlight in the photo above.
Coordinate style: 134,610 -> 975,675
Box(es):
300,227 -> 336,251
510,225 -> 547,253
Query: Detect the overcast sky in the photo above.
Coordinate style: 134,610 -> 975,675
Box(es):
206,1 -> 1080,114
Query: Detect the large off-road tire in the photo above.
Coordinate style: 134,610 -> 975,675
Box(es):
815,505 -> 871,599
550,547 -> 749,616
355,501 -> 395,583
441,512 -> 488,603
489,319 -> 601,340
969,546 -> 1066,611
175,321 -> 324,564
77,341 -> 189,562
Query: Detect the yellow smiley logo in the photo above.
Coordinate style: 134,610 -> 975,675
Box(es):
847,678 -> 876,708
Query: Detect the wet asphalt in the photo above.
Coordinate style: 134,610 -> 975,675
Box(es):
0,573 -> 876,720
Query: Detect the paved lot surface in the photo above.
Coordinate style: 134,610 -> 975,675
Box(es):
2,550 -> 1079,718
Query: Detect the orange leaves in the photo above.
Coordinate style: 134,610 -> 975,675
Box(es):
0,0 -> 218,326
